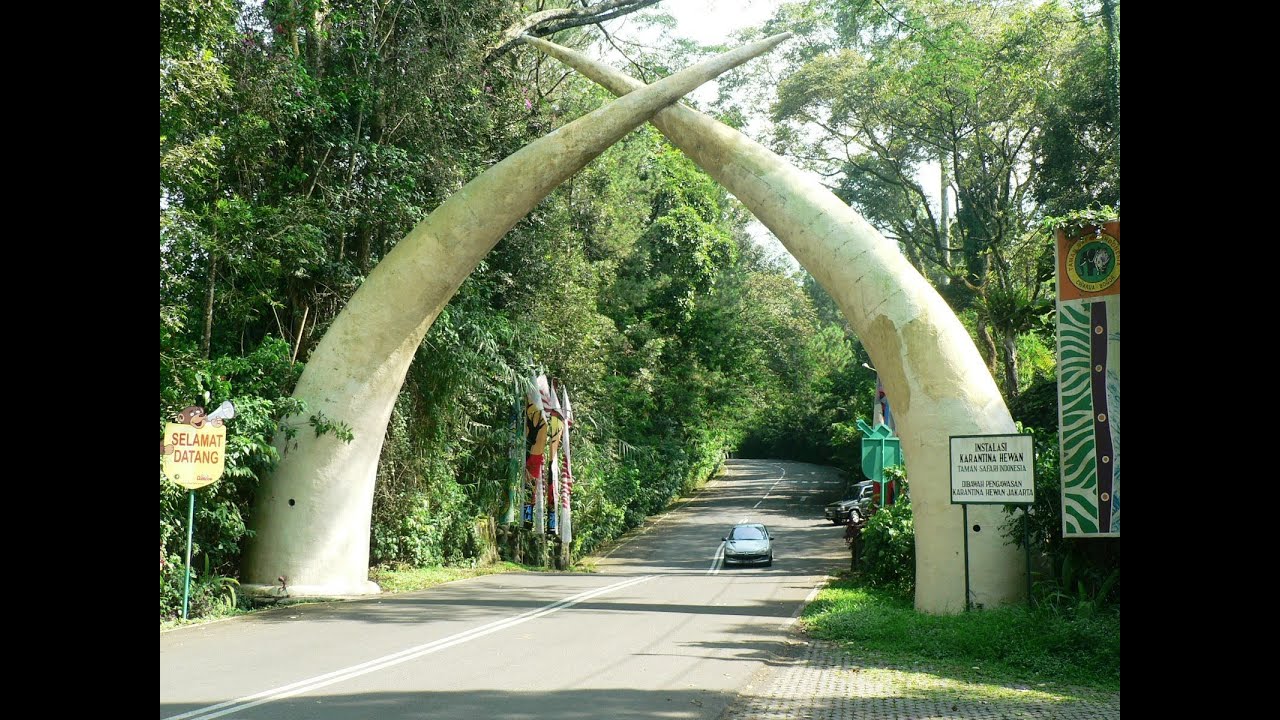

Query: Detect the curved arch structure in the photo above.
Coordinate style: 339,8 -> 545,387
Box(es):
241,34 -> 794,597
524,37 -> 1022,613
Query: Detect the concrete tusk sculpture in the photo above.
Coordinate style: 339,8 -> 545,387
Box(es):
241,32 -> 794,598
523,35 -> 1022,614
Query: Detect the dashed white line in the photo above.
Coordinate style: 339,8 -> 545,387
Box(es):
753,465 -> 788,508
719,465 -> 791,574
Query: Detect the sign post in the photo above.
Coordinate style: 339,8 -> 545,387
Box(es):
949,433 -> 1035,609
161,402 -> 234,619
856,419 -> 902,506
183,490 -> 195,619
1054,221 -> 1120,537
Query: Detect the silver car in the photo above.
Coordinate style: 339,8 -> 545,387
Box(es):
722,523 -> 774,567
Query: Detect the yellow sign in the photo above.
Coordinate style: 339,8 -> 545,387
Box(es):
1065,231 -> 1120,294
161,423 -> 227,490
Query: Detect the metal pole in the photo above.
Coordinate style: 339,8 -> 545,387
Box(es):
182,490 -> 195,620
962,504 -> 971,612
1024,506 -> 1033,608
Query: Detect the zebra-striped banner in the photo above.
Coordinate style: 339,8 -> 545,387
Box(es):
1056,221 -> 1120,537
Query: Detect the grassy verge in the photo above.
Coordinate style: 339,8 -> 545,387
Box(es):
801,574 -> 1120,693
162,560 -> 592,630
369,560 -> 590,593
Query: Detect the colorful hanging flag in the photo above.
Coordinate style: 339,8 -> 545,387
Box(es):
875,375 -> 894,434
545,379 -> 564,535
504,384 -> 524,526
524,375 -> 549,527
559,388 -> 574,547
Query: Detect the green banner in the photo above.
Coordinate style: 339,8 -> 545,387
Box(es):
1055,222 -> 1120,537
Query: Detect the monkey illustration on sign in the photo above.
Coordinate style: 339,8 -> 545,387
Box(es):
161,401 -> 236,455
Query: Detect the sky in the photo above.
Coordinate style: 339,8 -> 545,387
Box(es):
660,0 -> 781,44
615,1 -> 801,267
586,1 -> 954,270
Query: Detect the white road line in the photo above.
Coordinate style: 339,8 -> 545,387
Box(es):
598,474 -> 719,559
733,466 -> 788,569
753,465 -> 788,508
164,574 -> 659,720
706,542 -> 725,575
779,577 -> 829,630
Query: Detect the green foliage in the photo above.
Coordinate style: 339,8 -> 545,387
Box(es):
736,281 -> 876,470
1015,331 -> 1056,391
186,555 -> 243,619
858,495 -> 916,595
1040,206 -> 1120,239
1007,376 -> 1059,437
369,562 -> 548,593
883,463 -> 907,488
999,424 -> 1120,615
765,0 -> 1117,404
1031,1 -> 1120,217
161,0 -> 1118,624
160,551 -> 244,622
159,333 -> 307,620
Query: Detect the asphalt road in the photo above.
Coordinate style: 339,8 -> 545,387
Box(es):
160,459 -> 851,719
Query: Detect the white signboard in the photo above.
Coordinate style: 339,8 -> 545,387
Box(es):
949,434 -> 1035,504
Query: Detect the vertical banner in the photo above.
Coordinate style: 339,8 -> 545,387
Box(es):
874,375 -> 895,435
524,376 -> 549,528
1056,220 -> 1120,537
504,382 -> 524,526
544,379 -> 564,534
559,389 -> 574,547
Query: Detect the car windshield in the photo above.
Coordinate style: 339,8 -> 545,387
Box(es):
730,526 -> 765,540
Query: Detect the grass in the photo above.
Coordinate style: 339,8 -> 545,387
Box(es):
162,559 -> 594,630
801,573 -> 1120,693
369,559 -> 592,593
160,596 -> 261,631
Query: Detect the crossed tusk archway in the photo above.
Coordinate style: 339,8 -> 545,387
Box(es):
242,33 -> 1023,615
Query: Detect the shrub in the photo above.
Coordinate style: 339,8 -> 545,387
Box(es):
859,495 -> 915,595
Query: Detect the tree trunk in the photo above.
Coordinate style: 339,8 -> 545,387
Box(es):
975,315 -> 997,374
903,236 -> 924,274
1001,330 -> 1019,401
939,153 -> 951,283
306,2 -> 329,81
202,254 -> 217,359
357,221 -> 372,274
1101,0 -> 1120,139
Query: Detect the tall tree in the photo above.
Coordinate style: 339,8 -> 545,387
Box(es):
1032,1 -> 1120,216
766,0 -> 1082,399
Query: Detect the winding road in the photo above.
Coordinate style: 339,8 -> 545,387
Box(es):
160,459 -> 851,719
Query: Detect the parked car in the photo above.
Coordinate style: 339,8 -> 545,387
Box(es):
824,482 -> 875,524
721,523 -> 774,567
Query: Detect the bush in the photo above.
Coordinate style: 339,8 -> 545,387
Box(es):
159,335 -> 304,621
1000,425 -> 1120,613
859,496 -> 915,595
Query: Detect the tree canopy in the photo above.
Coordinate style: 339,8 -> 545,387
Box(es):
161,0 -> 1117,620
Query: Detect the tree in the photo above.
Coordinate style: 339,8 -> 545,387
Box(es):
1032,1 -> 1120,216
486,0 -> 665,62
767,0 -> 1088,400
529,32 -> 1027,613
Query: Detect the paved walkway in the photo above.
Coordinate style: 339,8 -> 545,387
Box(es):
719,636 -> 1120,720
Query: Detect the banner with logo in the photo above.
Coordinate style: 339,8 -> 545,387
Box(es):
1055,220 -> 1120,537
